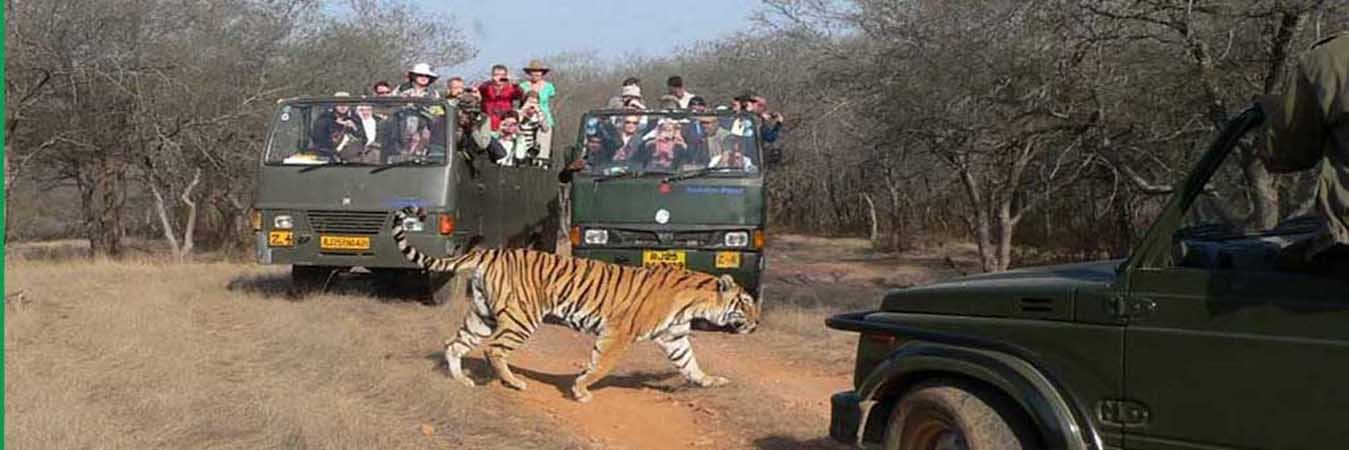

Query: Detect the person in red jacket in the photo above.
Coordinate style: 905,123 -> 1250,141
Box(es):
477,64 -> 523,130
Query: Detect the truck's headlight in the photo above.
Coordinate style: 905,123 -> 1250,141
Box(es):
274,214 -> 293,230
584,229 -> 609,245
402,216 -> 424,232
724,231 -> 749,247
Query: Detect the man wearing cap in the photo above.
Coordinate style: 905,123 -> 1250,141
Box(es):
1257,32 -> 1349,276
729,91 -> 783,144
478,64 -> 523,130
607,76 -> 642,109
667,76 -> 696,109
396,63 -> 443,99
519,59 -> 557,162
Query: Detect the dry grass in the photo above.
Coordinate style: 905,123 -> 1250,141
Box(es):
5,258 -> 579,450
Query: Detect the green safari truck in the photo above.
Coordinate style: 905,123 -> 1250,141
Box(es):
826,107 -> 1349,450
252,96 -> 559,303
563,109 -> 771,296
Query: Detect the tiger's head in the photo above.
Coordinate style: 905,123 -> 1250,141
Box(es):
708,274 -> 761,334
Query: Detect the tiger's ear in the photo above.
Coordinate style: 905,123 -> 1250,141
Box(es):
716,274 -> 737,293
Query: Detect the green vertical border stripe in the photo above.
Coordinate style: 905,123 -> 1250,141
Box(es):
1,1 -> 8,446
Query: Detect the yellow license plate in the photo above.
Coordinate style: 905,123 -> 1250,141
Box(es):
268,231 -> 293,247
642,250 -> 686,268
715,251 -> 741,269
320,235 -> 370,251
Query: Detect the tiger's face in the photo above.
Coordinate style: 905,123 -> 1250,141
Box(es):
713,274 -> 760,334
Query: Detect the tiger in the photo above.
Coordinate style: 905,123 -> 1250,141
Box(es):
390,207 -> 761,403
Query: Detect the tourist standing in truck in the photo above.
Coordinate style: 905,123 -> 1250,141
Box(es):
395,63 -> 442,99
518,60 -> 556,161
478,64 -> 523,130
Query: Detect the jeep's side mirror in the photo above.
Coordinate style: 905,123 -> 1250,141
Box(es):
764,146 -> 784,166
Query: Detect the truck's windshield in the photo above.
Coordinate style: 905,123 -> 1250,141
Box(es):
265,99 -> 451,166
576,111 -> 762,177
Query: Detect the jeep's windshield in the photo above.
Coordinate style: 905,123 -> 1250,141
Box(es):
575,110 -> 762,177
264,98 -> 451,166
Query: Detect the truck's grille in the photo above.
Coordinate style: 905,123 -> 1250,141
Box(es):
673,231 -> 717,246
305,210 -> 388,235
611,229 -> 661,246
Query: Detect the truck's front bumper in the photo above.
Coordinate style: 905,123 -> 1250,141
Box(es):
254,231 -> 456,269
571,247 -> 763,292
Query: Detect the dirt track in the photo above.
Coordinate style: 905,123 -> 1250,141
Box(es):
6,235 -> 966,449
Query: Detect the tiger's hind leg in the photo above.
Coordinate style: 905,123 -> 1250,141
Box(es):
570,332 -> 634,403
444,274 -> 493,387
653,325 -> 728,388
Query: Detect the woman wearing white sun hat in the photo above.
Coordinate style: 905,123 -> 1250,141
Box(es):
395,63 -> 443,99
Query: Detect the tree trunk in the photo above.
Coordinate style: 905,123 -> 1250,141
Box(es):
996,198 -> 1015,272
863,193 -> 879,246
150,183 -> 182,257
86,158 -> 127,258
178,169 -> 202,261
957,164 -> 996,272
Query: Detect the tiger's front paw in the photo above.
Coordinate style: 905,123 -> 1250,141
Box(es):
452,375 -> 477,388
570,386 -> 593,403
694,375 -> 730,388
502,377 -> 528,391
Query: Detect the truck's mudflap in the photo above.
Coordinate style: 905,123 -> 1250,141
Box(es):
830,391 -> 865,445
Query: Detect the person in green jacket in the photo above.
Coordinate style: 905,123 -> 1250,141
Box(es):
519,59 -> 557,163
1258,32 -> 1349,276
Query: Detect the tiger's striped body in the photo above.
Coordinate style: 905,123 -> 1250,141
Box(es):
391,208 -> 760,402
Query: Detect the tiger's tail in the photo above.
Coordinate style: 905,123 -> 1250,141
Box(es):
391,207 -> 478,273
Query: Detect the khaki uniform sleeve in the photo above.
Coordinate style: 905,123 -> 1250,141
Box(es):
1258,65 -> 1328,173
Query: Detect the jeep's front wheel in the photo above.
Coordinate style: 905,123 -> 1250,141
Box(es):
883,381 -> 1036,450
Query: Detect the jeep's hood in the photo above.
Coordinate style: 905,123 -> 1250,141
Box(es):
571,177 -> 763,226
880,259 -> 1122,320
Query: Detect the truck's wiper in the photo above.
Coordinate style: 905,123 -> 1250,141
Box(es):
593,170 -> 639,183
369,158 -> 434,173
662,167 -> 738,183
296,158 -> 376,172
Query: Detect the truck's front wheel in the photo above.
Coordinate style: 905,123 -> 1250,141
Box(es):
291,265 -> 334,295
423,272 -> 459,306
883,381 -> 1037,450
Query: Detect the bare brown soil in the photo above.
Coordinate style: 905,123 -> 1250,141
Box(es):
5,235 -> 972,449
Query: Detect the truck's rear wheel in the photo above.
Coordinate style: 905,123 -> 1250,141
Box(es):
883,381 -> 1037,450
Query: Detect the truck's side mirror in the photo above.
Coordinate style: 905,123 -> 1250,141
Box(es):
764,146 -> 784,166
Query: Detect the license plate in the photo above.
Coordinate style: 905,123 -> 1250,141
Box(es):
320,235 -> 370,251
268,231 -> 294,247
715,251 -> 741,269
642,250 -> 686,268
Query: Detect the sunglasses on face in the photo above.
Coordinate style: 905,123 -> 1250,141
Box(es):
624,121 -> 639,125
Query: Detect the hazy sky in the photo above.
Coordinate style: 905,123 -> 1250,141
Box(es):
414,0 -> 762,80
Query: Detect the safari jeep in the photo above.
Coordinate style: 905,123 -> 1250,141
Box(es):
827,107 -> 1349,450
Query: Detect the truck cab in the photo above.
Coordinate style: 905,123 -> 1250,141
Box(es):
827,107 -> 1349,450
252,96 -> 559,302
564,109 -> 770,296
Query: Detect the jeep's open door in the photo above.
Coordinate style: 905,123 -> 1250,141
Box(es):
1119,108 -> 1349,450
